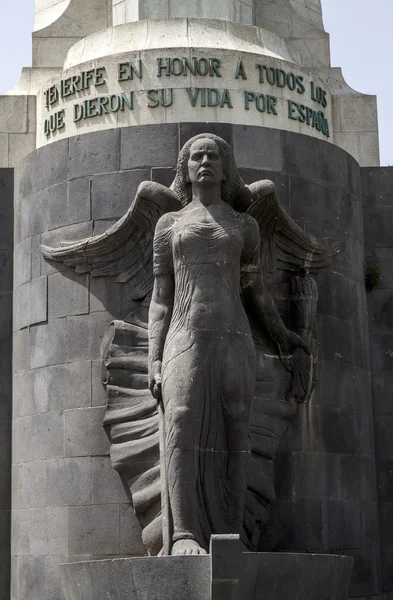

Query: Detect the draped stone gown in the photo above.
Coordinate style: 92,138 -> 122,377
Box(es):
153,208 -> 260,551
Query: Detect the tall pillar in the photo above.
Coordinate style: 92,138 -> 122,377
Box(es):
255,0 -> 325,33
32,0 -> 111,69
362,167 -> 393,594
112,0 -> 253,26
254,0 -> 329,67
0,169 -> 13,600
34,0 -> 70,32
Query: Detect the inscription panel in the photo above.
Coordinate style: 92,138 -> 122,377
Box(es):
37,50 -> 333,147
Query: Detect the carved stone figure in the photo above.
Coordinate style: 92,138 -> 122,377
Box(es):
42,134 -> 340,557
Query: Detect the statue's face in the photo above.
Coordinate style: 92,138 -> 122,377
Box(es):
187,139 -> 224,186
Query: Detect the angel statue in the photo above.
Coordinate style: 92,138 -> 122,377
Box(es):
42,133 -> 340,557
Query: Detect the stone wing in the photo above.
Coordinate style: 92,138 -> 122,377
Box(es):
101,304 -> 162,556
100,302 -> 305,555
246,180 -> 343,275
245,350 -> 297,550
244,181 -> 334,549
41,182 -> 181,300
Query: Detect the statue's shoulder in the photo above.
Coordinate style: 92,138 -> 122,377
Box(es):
155,211 -> 180,232
234,209 -> 259,237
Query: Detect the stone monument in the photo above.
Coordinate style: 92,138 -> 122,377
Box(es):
41,131 -> 354,597
2,1 -> 393,600
41,132 -> 333,556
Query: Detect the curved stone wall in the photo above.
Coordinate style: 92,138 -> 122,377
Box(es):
12,124 -> 378,599
362,167 -> 393,595
0,168 -> 13,600
112,0 -> 254,26
37,19 -> 333,149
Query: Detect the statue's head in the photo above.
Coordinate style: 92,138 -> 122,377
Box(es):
171,133 -> 244,206
187,138 -> 225,189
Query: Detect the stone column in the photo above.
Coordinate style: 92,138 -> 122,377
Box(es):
255,0 -> 324,33
112,0 -> 253,26
34,0 -> 70,31
254,0 -> 329,68
33,0 -> 111,69
0,168 -> 13,600
362,167 -> 393,592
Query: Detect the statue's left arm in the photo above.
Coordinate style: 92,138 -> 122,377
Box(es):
241,216 -> 309,356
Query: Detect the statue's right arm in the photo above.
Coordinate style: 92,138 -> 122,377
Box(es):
148,216 -> 175,402
148,274 -> 174,402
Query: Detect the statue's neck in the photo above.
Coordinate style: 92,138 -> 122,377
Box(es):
191,184 -> 222,207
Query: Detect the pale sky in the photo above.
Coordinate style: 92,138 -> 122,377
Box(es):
0,0 -> 392,165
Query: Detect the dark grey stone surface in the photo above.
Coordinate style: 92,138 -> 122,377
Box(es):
152,167 -> 177,187
69,130 -> 119,180
62,555 -> 210,600
238,169 -> 290,210
11,126 -> 383,599
29,319 -> 67,369
14,276 -> 47,330
46,458 -> 92,507
237,131 -> 378,597
92,169 -> 150,219
48,271 -> 89,319
19,139 -> 68,197
66,312 -> 113,361
64,407 -> 109,457
362,165 -> 393,596
281,131 -> 322,180
179,122 -> 233,149
61,537 -> 354,600
121,123 -> 178,170
233,126 -> 283,171
0,169 -> 13,600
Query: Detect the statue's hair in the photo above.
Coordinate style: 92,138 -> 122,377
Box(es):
171,133 -> 245,207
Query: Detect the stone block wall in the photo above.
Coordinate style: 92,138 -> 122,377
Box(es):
12,124 -> 379,599
0,169 -> 14,600
0,96 -> 36,170
12,131 -> 149,600
232,129 -> 379,599
363,167 -> 393,596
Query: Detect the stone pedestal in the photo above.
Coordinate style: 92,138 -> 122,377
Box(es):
61,535 -> 354,600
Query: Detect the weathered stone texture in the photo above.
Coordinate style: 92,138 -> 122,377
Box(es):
229,126 -> 378,598
362,166 -> 393,594
12,125 -> 380,599
0,169 -> 13,600
120,124 -> 178,170
92,169 -> 149,220
112,0 -> 254,25
69,130 -> 119,180
14,277 -> 47,331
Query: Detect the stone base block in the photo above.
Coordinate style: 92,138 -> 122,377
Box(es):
61,535 -> 354,600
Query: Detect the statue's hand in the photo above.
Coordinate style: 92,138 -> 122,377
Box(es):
149,361 -> 163,404
281,330 -> 311,356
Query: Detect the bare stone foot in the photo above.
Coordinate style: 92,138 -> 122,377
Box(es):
171,539 -> 207,556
